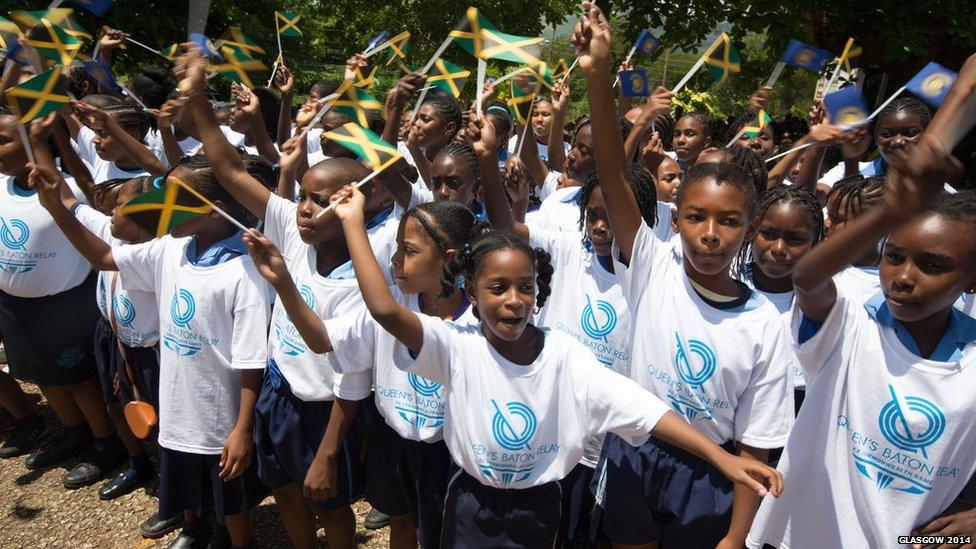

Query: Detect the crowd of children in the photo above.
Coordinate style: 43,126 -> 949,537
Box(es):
1,2 -> 975,548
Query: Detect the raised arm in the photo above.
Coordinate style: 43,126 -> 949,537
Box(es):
273,65 -> 295,148
379,74 -> 426,208
233,85 -> 280,164
332,185 -> 423,352
156,97 -> 187,169
547,80 -> 570,171
71,100 -> 167,175
177,44 -> 271,220
276,135 -> 307,200
468,114 -> 530,239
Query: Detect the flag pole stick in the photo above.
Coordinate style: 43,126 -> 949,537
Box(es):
824,40 -> 853,96
476,59 -> 486,116
118,82 -> 148,110
670,57 -> 704,95
515,100 -> 536,158
409,34 -> 457,123
725,127 -> 748,148
124,36 -> 163,56
765,141 -> 815,163
17,124 -> 36,166
612,45 -> 638,89
866,85 -> 906,120
315,168 -> 387,218
764,61 -> 786,88
492,66 -> 531,88
560,57 -> 579,84
172,178 -> 249,232
297,90 -> 343,138
266,59 -> 279,88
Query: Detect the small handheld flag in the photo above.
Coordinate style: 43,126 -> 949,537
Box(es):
552,58 -> 570,81
780,40 -> 831,72
210,47 -> 268,89
703,33 -> 741,84
324,122 -> 402,173
824,86 -> 869,128
427,58 -> 470,98
906,62 -> 957,108
332,87 -> 384,127
275,11 -> 302,38
216,27 -> 266,57
634,29 -> 660,59
71,0 -> 114,17
160,44 -> 180,61
508,78 -> 536,126
0,16 -> 19,36
80,59 -> 120,93
118,177 -> 214,238
27,19 -> 82,66
10,9 -> 73,31
2,42 -> 31,68
450,7 -> 542,65
743,110 -> 772,138
365,31 -> 388,53
383,31 -> 410,66
353,65 -> 379,89
189,33 -> 221,59
1,66 -> 71,124
620,68 -> 649,97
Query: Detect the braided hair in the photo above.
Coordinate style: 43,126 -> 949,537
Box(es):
104,104 -> 151,141
735,184 -> 825,278
578,164 -> 658,240
436,142 -> 480,178
458,230 -> 554,318
875,95 -> 931,132
724,144 -> 769,197
405,201 -> 490,298
485,101 -> 513,142
167,154 -> 254,228
826,175 -> 886,225
677,111 -> 721,144
422,93 -> 463,137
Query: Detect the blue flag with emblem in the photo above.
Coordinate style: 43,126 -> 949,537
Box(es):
824,85 -> 869,128
72,0 -> 113,16
189,33 -> 221,59
780,39 -> 831,72
905,62 -> 957,108
80,59 -> 120,92
634,29 -> 659,59
620,68 -> 649,97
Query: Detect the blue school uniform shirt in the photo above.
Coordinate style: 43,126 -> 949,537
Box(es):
185,231 -> 247,267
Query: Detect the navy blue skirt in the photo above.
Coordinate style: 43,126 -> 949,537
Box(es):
157,447 -> 268,522
93,317 -> 159,408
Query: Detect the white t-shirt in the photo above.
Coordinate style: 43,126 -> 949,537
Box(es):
73,127 -> 150,184
747,287 -> 976,549
745,269 -> 805,390
411,315 -> 670,488
114,235 -> 269,454
0,176 -> 92,298
613,222 -> 794,447
263,194 -> 373,402
75,205 -> 159,348
528,188 -> 675,244
834,265 -> 883,304
506,134 -> 570,165
530,228 -> 633,467
326,287 -> 477,443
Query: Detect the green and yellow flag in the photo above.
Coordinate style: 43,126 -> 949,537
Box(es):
839,38 -> 862,74
353,65 -> 379,89
210,46 -> 268,88
427,58 -> 470,97
10,8 -> 72,31
450,7 -> 542,65
160,43 -> 180,61
383,31 -> 410,66
508,76 -> 536,126
118,177 -> 214,238
528,60 -> 554,91
703,32 -> 741,84
324,122 -> 402,173
1,66 -> 70,124
0,16 -> 19,36
332,87 -> 384,127
275,11 -> 302,38
743,110 -> 772,138
552,58 -> 570,81
217,26 -> 266,57
27,19 -> 82,66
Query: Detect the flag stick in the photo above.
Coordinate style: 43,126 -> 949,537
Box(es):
612,45 -> 638,89
515,100 -> 536,158
867,85 -> 906,120
725,127 -> 748,148
266,58 -> 279,88
118,82 -> 148,110
420,34 -> 455,76
661,49 -> 670,85
560,57 -> 579,84
173,178 -> 249,232
765,141 -> 815,163
670,57 -> 704,94
363,33 -> 403,59
16,124 -> 36,166
492,66 -> 531,88
315,168 -> 387,218
764,61 -> 786,88
476,59 -> 486,116
124,36 -> 163,56
824,40 -> 853,96
297,90 -> 343,138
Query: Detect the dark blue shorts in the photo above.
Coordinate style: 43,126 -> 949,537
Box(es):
365,405 -> 450,548
591,434 -> 735,546
561,463 -> 595,544
93,317 -> 159,408
441,463 -> 563,549
253,359 -> 365,511
0,271 -> 98,385
157,447 -> 267,522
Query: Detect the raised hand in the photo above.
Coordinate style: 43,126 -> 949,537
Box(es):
344,53 -> 368,83
70,100 -> 110,130
641,131 -> 667,172
572,1 -> 612,74
387,73 -> 426,111
27,112 -> 59,141
274,64 -> 296,96
157,96 -> 187,130
329,184 -> 367,223
175,43 -> 208,98
279,135 -> 307,175
465,113 -> 498,160
28,162 -> 66,210
242,229 -> 291,287
98,27 -> 125,52
552,80 -> 570,112
749,86 -> 773,112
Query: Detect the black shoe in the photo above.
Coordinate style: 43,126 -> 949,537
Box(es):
97,463 -> 153,500
0,408 -> 15,433
25,428 -> 90,470
140,511 -> 185,540
364,506 -> 391,530
62,439 -> 127,489
0,415 -> 47,459
167,532 -> 211,549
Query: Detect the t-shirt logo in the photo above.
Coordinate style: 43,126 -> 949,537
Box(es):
407,372 -> 441,398
112,295 -> 136,327
490,399 -> 537,451
393,373 -> 445,428
581,294 -> 617,342
674,332 -> 717,390
298,284 -> 316,308
0,218 -> 29,250
878,384 -> 945,459
170,288 -> 196,328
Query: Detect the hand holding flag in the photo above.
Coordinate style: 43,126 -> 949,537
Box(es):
316,123 -> 403,218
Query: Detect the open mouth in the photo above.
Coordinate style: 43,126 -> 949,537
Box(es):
498,317 -> 523,327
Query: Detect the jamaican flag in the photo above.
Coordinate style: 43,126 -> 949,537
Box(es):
450,7 -> 541,65
552,58 -> 570,81
333,87 -> 383,127
353,65 -> 379,89
275,11 -> 302,38
210,46 -> 268,89
10,9 -> 73,31
118,177 -> 214,238
27,19 -> 82,66
324,123 -> 402,173
508,75 -> 536,126
427,58 -> 470,97
382,31 -> 410,66
2,66 -> 71,124
743,110 -> 772,138
160,43 -> 180,61
217,26 -> 266,57
703,32 -> 740,84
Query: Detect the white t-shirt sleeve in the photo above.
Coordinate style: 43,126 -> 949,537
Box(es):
733,321 -> 794,448
74,126 -> 100,168
790,285 -> 862,382
584,361 -> 670,440
323,304 -> 376,374
263,194 -> 297,248
412,313 -> 455,385
229,271 -> 270,370
538,171 -> 560,202
113,238 -> 165,293
611,220 -> 664,303
74,204 -> 113,242
407,184 -> 435,210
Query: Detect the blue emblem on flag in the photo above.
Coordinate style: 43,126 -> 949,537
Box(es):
634,29 -> 659,59
780,39 -> 831,72
906,62 -> 957,108
619,68 -> 649,98
823,86 -> 868,128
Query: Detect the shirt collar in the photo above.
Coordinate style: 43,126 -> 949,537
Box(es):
865,293 -> 976,361
325,259 -> 356,280
186,230 -> 247,267
365,205 -> 394,231
559,188 -> 583,204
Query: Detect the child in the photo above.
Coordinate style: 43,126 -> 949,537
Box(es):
63,99 -> 158,183
404,93 -> 463,183
826,175 -> 887,302
39,172 -> 162,496
574,5 -> 794,547
655,155 -> 682,204
738,185 -> 825,408
673,112 -> 716,169
243,199 -> 483,548
32,154 -> 270,548
746,170 -> 976,547
0,113 -> 124,486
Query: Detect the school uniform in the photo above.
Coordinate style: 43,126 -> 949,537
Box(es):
592,221 -> 793,547
0,176 -> 98,386
527,186 -> 676,243
325,287 -> 476,547
114,232 -> 270,521
73,127 -> 150,184
747,289 -> 976,549
834,264 -> 883,304
408,315 -> 670,548
745,265 -> 806,403
252,194 -> 372,509
506,134 -> 570,165
74,205 -> 161,408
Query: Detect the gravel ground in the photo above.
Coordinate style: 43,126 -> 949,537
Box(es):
0,381 -> 390,548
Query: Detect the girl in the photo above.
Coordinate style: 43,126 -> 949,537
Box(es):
0,112 -> 124,487
655,155 -> 681,203
673,111 -> 716,168
826,175 -> 887,302
327,181 -> 782,547
737,185 -> 825,408
404,93 -> 463,183
63,98 -> 158,182
244,200 -> 483,549
729,114 -> 777,160
746,171 -> 976,548
574,6 -> 794,547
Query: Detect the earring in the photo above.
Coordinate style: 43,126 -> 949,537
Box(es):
967,288 -> 976,294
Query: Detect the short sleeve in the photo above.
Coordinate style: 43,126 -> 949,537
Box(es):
733,321 -> 795,448
528,227 -> 579,258
74,204 -> 113,243
114,238 -> 166,293
407,184 -> 435,209
538,171 -> 560,201
333,370 -> 373,401
229,268 -> 271,370
263,194 -> 299,249
611,220 -> 664,303
583,358 -> 670,440
323,305 -> 376,374
411,313 -> 456,385
74,126 -> 99,167
790,285 -> 863,381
